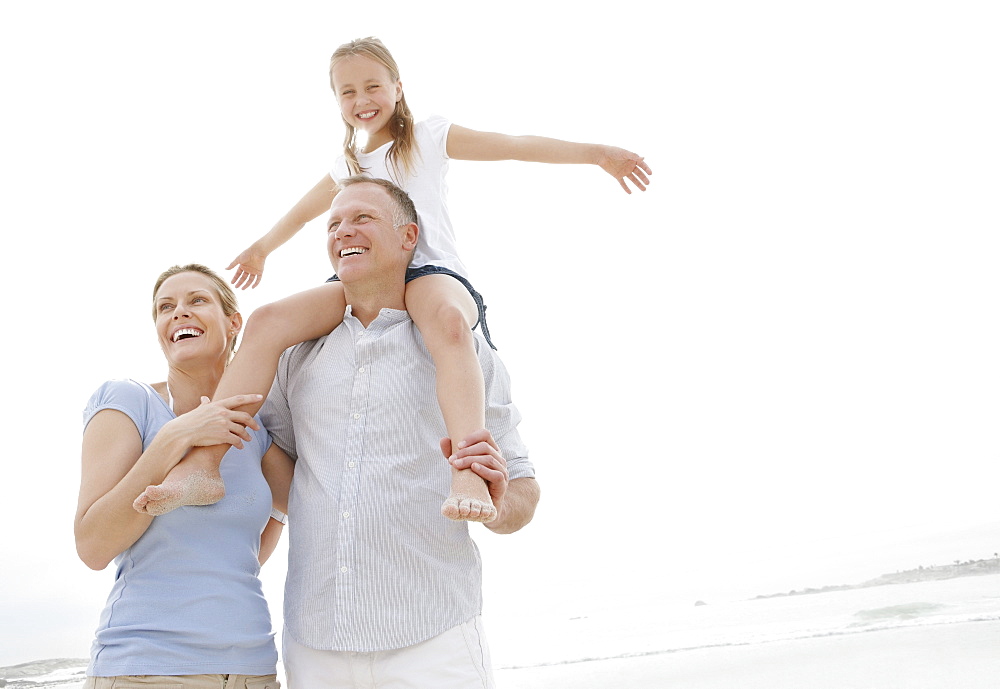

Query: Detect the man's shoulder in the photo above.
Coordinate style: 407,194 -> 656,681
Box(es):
279,315 -> 373,368
280,334 -> 335,371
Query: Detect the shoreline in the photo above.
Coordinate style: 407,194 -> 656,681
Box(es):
495,618 -> 1000,689
5,618 -> 999,688
496,614 -> 1000,671
6,574 -> 998,687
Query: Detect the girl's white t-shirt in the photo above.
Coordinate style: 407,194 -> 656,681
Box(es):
331,115 -> 467,277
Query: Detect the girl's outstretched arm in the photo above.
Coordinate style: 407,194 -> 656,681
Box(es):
446,124 -> 652,193
229,174 -> 340,289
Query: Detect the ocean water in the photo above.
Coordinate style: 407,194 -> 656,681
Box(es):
4,573 -> 998,687
0,657 -> 88,688
489,571 -> 1000,670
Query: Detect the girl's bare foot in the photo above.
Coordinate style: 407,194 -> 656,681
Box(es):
441,467 -> 496,523
133,469 -> 225,516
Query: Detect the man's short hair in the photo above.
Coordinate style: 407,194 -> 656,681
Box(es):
338,176 -> 418,228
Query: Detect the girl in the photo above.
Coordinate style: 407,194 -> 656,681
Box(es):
135,37 -> 651,522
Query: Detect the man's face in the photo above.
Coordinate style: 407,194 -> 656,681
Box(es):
326,183 -> 415,283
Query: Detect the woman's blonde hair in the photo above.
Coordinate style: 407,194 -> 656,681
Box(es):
330,37 -> 416,180
152,263 -> 240,355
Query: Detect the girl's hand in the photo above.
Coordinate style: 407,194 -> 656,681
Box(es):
167,394 -> 263,450
598,146 -> 652,194
227,246 -> 268,289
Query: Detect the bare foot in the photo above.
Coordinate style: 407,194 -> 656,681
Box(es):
441,467 -> 496,523
133,469 -> 225,516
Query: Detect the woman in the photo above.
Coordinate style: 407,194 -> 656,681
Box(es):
74,263 -> 292,688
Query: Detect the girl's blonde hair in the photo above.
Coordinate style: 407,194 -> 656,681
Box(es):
152,263 -> 240,355
330,37 -> 416,180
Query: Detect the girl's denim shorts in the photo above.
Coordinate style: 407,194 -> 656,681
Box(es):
327,264 -> 495,350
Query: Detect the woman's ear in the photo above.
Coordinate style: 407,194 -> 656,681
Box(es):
229,312 -> 244,338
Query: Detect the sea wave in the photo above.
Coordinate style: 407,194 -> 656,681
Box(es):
0,657 -> 87,688
497,614 -> 1000,671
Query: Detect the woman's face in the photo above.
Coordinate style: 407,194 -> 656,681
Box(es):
153,271 -> 240,367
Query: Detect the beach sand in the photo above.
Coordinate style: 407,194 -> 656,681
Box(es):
494,619 -> 1000,689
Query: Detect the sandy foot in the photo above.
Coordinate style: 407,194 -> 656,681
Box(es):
441,467 -> 497,523
133,469 -> 226,515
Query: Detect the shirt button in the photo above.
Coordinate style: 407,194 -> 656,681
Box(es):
343,511 -> 350,518
352,413 -> 361,419
340,566 -> 348,573
348,461 -> 356,468
358,366 -> 366,373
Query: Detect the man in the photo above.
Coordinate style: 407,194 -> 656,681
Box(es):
260,176 -> 540,688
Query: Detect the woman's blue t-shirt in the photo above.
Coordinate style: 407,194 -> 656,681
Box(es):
83,379 -> 278,676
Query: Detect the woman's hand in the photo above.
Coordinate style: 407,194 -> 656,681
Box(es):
167,394 -> 263,450
75,396 -> 262,570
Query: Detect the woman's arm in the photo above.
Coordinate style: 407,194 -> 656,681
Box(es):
259,442 -> 294,565
229,174 -> 340,289
75,394 -> 263,570
74,410 -> 192,570
446,124 -> 652,193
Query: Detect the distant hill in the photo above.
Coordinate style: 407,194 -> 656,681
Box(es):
754,555 -> 1000,600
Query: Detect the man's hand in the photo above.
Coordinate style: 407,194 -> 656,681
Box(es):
440,429 -> 509,513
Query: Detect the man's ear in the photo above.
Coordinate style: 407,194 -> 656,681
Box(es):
401,222 -> 418,251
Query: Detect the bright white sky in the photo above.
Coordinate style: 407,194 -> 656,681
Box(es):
2,0 -> 999,669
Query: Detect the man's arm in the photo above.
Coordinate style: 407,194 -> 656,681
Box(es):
486,477 -> 540,534
442,431 -> 540,534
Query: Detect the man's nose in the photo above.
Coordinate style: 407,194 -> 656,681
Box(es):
334,222 -> 355,241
